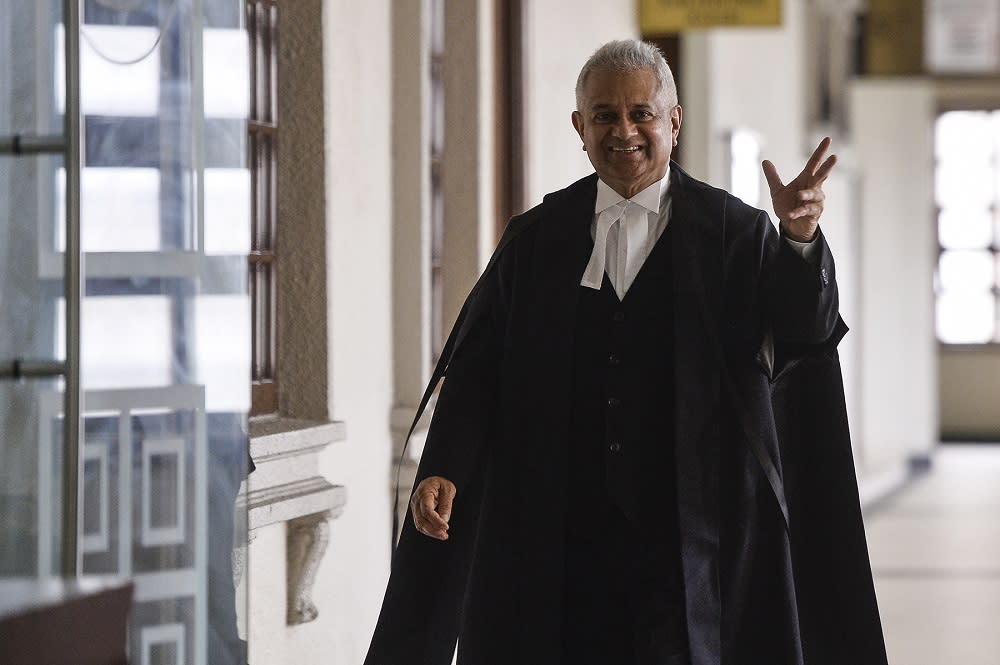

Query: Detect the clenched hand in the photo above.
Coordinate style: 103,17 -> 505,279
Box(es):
411,475 -> 456,541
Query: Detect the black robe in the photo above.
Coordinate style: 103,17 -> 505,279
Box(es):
365,165 -> 887,665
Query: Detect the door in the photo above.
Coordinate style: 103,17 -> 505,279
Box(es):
1,2 -> 252,663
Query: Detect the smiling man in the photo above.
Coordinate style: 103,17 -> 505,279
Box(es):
366,40 -> 887,665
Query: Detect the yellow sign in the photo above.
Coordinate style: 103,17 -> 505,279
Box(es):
640,0 -> 782,33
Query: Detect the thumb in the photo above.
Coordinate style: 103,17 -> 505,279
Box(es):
437,482 -> 457,524
761,160 -> 783,194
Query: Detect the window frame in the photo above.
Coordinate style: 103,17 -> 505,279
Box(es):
248,0 -> 278,415
933,102 -> 1000,347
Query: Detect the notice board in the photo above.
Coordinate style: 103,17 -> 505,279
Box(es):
640,0 -> 782,33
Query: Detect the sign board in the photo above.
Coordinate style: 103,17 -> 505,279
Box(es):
640,0 -> 782,33
865,0 -> 925,75
925,0 -> 1000,73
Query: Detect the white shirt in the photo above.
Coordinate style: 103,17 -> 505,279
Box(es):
580,170 -> 817,300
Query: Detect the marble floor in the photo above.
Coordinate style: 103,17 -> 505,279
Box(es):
865,444 -> 1000,665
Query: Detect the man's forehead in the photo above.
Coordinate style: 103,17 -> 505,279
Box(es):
581,70 -> 663,103
588,100 -> 656,110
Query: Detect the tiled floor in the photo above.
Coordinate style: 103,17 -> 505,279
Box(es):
865,445 -> 1000,665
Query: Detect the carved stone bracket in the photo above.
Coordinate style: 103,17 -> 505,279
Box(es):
242,418 -> 348,626
286,510 -> 331,625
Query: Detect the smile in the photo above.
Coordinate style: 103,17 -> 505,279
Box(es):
610,146 -> 642,152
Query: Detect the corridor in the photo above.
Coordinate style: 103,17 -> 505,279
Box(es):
868,445 -> 1000,665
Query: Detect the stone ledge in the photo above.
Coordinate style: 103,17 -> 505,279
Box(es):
242,478 -> 347,531
248,417 -> 346,462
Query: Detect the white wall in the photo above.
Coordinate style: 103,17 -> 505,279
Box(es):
680,0 -> 809,190
521,0 -> 638,206
849,78 -> 938,471
248,1 -> 394,664
320,0 -> 395,661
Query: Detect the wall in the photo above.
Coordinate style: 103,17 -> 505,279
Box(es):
521,0 -> 638,206
247,0 -> 394,663
320,0 -> 395,661
940,350 -> 1000,439
849,78 -> 939,471
680,0 -> 809,189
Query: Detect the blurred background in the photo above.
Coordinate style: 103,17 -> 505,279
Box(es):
1,0 -> 999,663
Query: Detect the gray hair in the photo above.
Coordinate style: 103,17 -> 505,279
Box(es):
575,39 -> 678,111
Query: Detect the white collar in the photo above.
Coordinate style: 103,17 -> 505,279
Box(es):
594,168 -> 671,216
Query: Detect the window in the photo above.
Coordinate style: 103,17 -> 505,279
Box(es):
934,110 -> 1000,344
429,0 -> 445,363
248,0 -> 277,414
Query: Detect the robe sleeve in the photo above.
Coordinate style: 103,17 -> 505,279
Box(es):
756,211 -> 841,348
414,276 -> 503,494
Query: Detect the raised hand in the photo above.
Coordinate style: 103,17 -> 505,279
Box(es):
411,475 -> 456,541
761,137 -> 837,243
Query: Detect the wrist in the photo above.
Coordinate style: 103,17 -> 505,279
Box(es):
781,223 -> 817,243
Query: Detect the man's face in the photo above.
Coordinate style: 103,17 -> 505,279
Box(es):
572,68 -> 682,199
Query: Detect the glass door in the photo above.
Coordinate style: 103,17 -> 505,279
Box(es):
1,2 -> 251,663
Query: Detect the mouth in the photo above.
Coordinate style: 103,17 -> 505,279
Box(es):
609,145 -> 642,153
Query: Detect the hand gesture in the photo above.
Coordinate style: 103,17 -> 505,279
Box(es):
762,137 -> 837,243
411,475 -> 456,541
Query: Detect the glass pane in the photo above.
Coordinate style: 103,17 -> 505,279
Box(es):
936,159 -> 994,209
0,0 -> 65,580
936,111 -> 993,163
938,250 -> 995,291
937,291 -> 996,343
204,29 -> 250,119
56,167 -> 162,252
57,24 -> 161,117
193,295 -> 251,412
993,111 -> 1000,171
939,206 -> 993,250
204,168 -> 251,255
0,380 -> 64,577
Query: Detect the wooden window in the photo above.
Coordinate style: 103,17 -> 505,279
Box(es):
248,0 -> 278,415
430,0 -> 445,364
495,0 -> 526,235
934,109 -> 1000,344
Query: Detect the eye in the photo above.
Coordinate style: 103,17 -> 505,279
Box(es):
632,110 -> 654,121
594,112 -> 615,122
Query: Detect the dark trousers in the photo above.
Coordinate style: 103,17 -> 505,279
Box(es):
561,505 -> 690,665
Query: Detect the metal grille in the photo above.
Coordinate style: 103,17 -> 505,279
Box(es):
248,0 -> 278,414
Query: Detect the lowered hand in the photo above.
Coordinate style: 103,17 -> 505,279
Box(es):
411,475 -> 456,541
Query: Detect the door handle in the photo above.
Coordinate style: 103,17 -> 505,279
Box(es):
0,359 -> 67,380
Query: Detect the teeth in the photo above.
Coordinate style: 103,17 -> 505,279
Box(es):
611,146 -> 641,152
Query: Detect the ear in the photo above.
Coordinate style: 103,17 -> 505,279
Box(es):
571,110 -> 586,143
670,105 -> 683,147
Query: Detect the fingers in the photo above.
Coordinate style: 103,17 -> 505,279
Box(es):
804,136 -> 832,176
437,482 -> 456,524
761,159 -> 783,194
797,188 -> 825,203
787,202 -> 824,220
410,476 -> 457,541
814,153 -> 837,184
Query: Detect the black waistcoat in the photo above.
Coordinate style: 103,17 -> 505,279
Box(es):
562,224 -> 688,664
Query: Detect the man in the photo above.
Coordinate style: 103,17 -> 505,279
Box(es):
366,40 -> 887,665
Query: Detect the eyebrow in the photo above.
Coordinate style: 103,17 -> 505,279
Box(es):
589,102 -> 654,111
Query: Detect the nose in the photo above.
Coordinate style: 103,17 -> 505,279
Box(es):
611,115 -> 637,139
